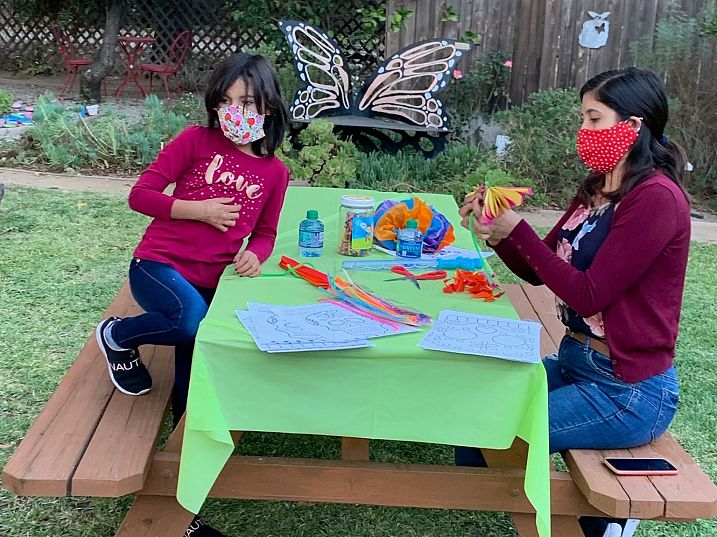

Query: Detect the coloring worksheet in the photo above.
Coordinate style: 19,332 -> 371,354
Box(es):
236,309 -> 373,353
418,310 -> 542,363
236,302 -> 418,353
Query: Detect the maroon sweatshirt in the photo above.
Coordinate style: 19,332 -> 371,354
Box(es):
129,125 -> 289,288
493,172 -> 691,382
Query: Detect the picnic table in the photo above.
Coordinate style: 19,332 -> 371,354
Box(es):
177,188 -> 550,536
3,185 -> 716,537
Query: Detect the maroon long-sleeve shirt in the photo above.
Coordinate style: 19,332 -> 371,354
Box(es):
493,172 -> 690,382
129,125 -> 289,288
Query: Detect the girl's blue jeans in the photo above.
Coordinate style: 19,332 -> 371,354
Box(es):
112,258 -> 216,424
456,334 -> 679,464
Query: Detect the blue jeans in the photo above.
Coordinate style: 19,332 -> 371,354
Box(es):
456,334 -> 679,462
112,258 -> 216,423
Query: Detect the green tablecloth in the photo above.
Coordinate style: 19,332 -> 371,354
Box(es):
177,187 -> 550,537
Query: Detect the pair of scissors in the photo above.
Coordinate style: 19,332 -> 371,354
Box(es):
384,265 -> 448,289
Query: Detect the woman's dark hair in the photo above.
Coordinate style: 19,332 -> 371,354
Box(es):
576,66 -> 689,206
205,53 -> 289,157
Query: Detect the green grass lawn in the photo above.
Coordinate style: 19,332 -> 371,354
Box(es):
1,185 -> 715,537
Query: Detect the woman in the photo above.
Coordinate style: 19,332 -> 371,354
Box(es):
458,67 -> 690,537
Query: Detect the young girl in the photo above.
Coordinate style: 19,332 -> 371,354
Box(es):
95,53 -> 290,428
458,67 -> 690,537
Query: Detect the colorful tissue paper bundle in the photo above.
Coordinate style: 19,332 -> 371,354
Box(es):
468,185 -> 533,225
373,197 -> 455,253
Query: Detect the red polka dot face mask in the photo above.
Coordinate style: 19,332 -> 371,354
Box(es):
577,120 -> 639,173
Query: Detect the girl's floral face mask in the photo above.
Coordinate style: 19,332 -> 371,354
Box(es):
217,105 -> 265,145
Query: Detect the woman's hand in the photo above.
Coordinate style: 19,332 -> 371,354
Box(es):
485,210 -> 523,241
233,250 -> 261,277
458,188 -> 496,243
198,198 -> 242,232
458,187 -> 523,245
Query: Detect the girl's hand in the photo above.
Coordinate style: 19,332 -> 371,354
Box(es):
233,250 -> 261,277
199,197 -> 241,232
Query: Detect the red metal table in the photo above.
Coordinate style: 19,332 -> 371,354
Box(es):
115,36 -> 156,98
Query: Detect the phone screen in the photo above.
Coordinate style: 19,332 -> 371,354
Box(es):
604,458 -> 677,472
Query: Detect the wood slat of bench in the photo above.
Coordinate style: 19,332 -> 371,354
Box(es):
601,448 -> 665,519
114,495 -> 195,537
2,283 -> 141,497
630,433 -> 717,520
504,284 -> 558,357
564,449 -> 632,518
72,342 -> 175,497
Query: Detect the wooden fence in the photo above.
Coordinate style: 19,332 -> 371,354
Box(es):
386,0 -> 717,104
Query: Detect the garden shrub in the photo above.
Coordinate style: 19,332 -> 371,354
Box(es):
353,142 -> 529,204
14,93 -> 188,174
279,119 -> 359,188
0,89 -> 13,114
495,89 -> 587,206
631,7 -> 717,209
443,50 -> 512,144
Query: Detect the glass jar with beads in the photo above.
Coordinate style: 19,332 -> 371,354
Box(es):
337,195 -> 375,256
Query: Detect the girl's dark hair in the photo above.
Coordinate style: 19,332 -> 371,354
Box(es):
576,66 -> 689,206
205,53 -> 289,157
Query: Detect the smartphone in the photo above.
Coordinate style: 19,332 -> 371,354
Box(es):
603,457 -> 678,476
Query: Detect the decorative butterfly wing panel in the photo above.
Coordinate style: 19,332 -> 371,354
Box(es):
278,20 -> 352,120
357,39 -> 471,129
279,20 -> 471,130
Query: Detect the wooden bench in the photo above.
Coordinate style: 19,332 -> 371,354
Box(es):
3,282 -> 716,537
505,284 -> 717,528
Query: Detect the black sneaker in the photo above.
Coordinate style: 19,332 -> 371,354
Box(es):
95,317 -> 152,396
185,516 -> 227,537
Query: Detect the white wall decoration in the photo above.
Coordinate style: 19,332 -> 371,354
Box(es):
579,11 -> 611,49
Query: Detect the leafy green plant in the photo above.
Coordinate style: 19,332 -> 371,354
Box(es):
6,42 -> 59,76
459,162 -> 525,196
279,119 -> 359,187
441,5 -> 459,23
12,92 -> 188,174
495,89 -> 586,206
354,143 -> 498,202
390,8 -> 414,32
229,0 -> 386,57
702,0 -> 717,35
630,7 -> 717,209
0,89 -> 13,114
461,31 -> 480,46
356,5 -> 387,36
166,92 -> 205,124
243,43 -> 302,109
443,51 -> 512,143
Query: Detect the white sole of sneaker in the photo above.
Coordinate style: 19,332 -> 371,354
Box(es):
95,321 -> 151,396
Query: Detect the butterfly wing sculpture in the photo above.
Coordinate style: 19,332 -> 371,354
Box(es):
278,19 -> 471,130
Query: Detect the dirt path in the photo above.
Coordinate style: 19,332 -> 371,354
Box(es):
1,167 -> 715,244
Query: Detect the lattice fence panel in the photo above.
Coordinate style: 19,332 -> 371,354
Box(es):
0,0 -> 386,82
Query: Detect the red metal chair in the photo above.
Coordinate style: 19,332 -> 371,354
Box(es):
140,30 -> 192,99
51,23 -> 93,99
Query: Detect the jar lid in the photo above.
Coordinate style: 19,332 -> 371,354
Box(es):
340,195 -> 374,209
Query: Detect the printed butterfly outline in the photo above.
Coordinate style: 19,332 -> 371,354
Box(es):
278,19 -> 472,130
